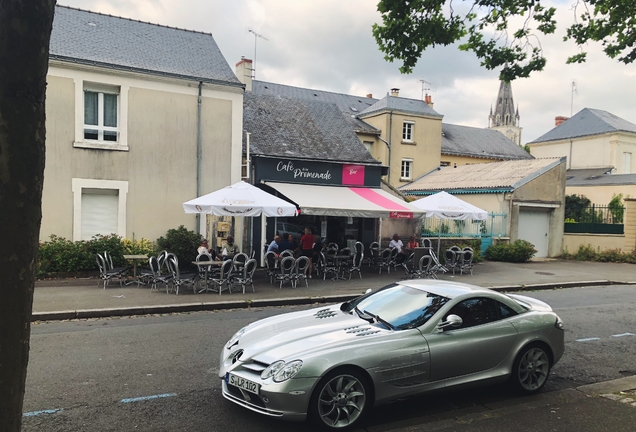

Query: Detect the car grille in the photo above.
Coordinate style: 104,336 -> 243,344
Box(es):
314,308 -> 337,319
241,359 -> 269,374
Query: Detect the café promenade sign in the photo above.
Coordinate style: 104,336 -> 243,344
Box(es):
255,158 -> 382,187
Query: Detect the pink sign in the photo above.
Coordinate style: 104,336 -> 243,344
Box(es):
342,165 -> 365,185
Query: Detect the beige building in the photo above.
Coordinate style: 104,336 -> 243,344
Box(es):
43,6 -> 244,243
400,158 -> 567,258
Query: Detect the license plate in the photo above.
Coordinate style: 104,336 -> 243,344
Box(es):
226,373 -> 260,395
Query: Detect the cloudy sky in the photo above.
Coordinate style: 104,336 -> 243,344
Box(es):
58,0 -> 636,144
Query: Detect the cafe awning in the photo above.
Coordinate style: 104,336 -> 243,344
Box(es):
263,182 -> 425,219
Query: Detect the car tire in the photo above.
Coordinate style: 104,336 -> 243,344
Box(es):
308,368 -> 371,430
511,343 -> 551,394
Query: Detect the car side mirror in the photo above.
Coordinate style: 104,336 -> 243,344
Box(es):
437,314 -> 462,330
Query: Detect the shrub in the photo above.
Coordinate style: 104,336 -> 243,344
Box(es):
156,225 -> 202,268
485,240 -> 536,263
573,244 -> 597,261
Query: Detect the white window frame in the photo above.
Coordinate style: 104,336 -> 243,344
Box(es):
72,178 -> 128,241
74,79 -> 129,151
401,158 -> 413,180
402,121 -> 414,142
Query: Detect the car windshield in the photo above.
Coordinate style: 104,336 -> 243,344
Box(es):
345,284 -> 450,330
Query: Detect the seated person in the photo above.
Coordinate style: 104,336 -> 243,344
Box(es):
267,235 -> 281,253
389,233 -> 407,264
197,239 -> 219,260
278,233 -> 296,254
221,235 -> 240,260
406,235 -> 419,253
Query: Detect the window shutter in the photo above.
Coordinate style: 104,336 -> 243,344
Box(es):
81,191 -> 119,240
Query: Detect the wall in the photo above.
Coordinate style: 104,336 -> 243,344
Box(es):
529,132 -> 636,172
566,184 -> 636,205
361,110 -> 442,188
42,64 -> 242,243
563,234 -> 625,253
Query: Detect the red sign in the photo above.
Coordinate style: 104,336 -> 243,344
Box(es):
342,165 -> 365,186
389,211 -> 413,219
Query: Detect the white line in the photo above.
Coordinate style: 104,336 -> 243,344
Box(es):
23,408 -> 62,417
611,333 -> 635,338
120,393 -> 177,403
576,337 -> 600,342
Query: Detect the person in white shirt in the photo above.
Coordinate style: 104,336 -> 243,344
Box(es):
388,234 -> 403,253
197,239 -> 210,255
267,236 -> 281,253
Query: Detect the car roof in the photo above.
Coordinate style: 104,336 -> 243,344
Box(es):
399,279 -> 496,299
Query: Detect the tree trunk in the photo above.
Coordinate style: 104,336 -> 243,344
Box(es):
0,1 -> 55,430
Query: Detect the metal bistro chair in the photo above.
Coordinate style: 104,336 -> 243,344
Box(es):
345,248 -> 364,280
367,242 -> 380,268
143,255 -> 173,293
231,258 -> 258,294
95,253 -> 125,289
460,249 -> 474,275
264,251 -> 278,284
293,256 -> 311,288
166,255 -> 197,295
318,252 -> 336,281
378,248 -> 392,274
209,259 -> 234,295
429,249 -> 448,276
388,247 -> 399,272
444,249 -> 461,274
276,256 -> 296,289
402,253 -> 417,278
280,249 -> 295,258
195,253 -> 213,289
104,251 -> 128,276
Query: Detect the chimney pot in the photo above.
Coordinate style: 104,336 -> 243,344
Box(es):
555,116 -> 569,126
366,93 -> 373,98
390,88 -> 399,97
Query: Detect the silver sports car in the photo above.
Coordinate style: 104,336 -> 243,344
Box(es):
219,280 -> 565,430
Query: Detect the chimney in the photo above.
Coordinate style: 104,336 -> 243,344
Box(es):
555,116 -> 569,126
235,57 -> 253,91
424,94 -> 434,108
366,93 -> 373,98
390,88 -> 399,97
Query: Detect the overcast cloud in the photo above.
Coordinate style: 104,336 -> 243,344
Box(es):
58,0 -> 636,143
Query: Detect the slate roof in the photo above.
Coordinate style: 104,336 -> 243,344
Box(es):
243,93 -> 380,164
359,94 -> 443,118
251,81 -> 380,134
50,5 -> 242,87
400,158 -> 565,194
530,108 -> 636,143
566,168 -> 636,186
441,123 -> 533,160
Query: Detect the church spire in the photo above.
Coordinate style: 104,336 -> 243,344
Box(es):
489,80 -> 518,127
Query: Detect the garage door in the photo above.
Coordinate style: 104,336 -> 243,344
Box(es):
518,209 -> 550,258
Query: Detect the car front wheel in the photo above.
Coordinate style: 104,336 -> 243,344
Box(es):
309,369 -> 370,430
511,344 -> 551,394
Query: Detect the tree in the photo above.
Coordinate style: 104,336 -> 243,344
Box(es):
372,0 -> 636,81
0,1 -> 56,430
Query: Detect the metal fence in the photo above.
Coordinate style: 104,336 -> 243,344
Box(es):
564,204 -> 624,234
422,212 -> 508,238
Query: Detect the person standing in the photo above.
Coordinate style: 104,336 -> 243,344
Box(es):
300,227 -> 315,277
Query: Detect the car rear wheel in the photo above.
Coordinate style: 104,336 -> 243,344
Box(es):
511,344 -> 551,394
309,369 -> 370,430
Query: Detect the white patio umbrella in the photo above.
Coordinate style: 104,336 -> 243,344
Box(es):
183,181 -> 297,217
410,191 -> 488,255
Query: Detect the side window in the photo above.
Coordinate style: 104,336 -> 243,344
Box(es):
447,298 -> 499,329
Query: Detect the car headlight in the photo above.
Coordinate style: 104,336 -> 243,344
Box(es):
226,327 -> 247,349
273,360 -> 303,383
261,360 -> 286,380
555,316 -> 564,330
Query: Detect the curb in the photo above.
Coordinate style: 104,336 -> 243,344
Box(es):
30,280 -> 632,322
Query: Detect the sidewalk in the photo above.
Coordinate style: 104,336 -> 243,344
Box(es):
33,259 -> 636,321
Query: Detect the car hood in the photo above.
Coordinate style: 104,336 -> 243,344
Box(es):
233,305 -> 390,364
508,293 -> 553,312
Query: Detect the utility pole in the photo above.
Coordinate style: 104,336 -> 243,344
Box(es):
247,28 -> 268,79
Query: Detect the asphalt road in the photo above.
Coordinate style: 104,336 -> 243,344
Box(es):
22,285 -> 636,432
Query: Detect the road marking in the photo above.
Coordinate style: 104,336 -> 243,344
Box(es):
120,393 -> 177,403
23,408 -> 62,417
576,337 -> 600,342
612,333 -> 635,338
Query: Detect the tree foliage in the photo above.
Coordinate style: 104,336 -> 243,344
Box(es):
372,0 -> 636,80
564,194 -> 591,221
